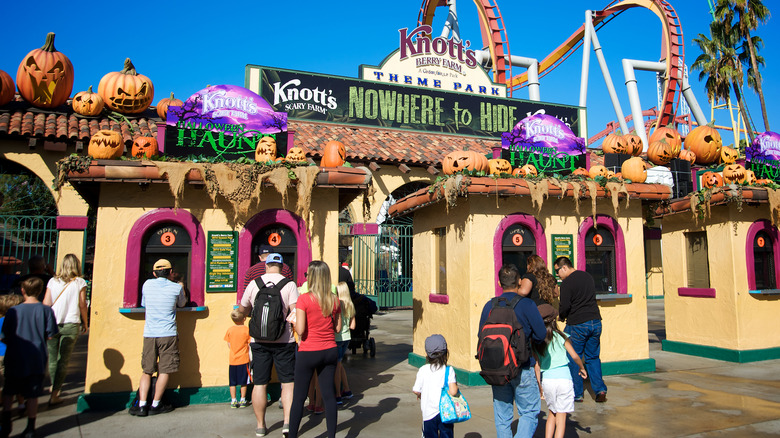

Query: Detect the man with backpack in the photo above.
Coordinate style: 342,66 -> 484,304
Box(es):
478,264 -> 546,438
239,253 -> 298,437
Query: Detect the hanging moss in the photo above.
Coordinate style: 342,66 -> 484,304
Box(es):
766,188 -> 780,226
604,181 -> 630,215
155,162 -> 202,209
293,166 -> 320,219
54,154 -> 93,192
569,181 -> 583,215
526,180 -> 548,213
583,180 -> 599,222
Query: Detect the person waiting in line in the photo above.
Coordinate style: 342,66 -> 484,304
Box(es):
11,255 -> 53,300
242,245 -> 294,293
518,255 -> 558,307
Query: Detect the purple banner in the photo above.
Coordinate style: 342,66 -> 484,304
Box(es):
746,131 -> 780,161
501,113 -> 585,156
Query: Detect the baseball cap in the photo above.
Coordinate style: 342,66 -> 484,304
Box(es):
425,334 -> 447,355
537,303 -> 558,321
266,253 -> 283,264
259,245 -> 273,254
153,259 -> 172,270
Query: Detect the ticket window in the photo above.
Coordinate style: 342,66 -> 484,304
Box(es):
252,224 -> 297,277
141,223 -> 192,302
584,227 -> 616,294
753,230 -> 776,290
501,224 -> 536,277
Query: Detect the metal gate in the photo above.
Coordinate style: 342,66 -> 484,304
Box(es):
0,215 -> 58,293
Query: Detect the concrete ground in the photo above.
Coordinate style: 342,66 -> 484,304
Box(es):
9,300 -> 780,437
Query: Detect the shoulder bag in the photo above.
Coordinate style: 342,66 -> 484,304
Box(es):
439,366 -> 471,424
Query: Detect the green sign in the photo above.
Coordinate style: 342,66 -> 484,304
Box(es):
206,231 -> 238,292
551,234 -> 574,280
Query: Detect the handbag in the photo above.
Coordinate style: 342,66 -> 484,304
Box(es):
439,366 -> 471,424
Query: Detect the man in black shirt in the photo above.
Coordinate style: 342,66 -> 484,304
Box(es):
554,256 -> 607,403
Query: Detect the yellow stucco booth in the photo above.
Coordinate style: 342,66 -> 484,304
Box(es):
65,160 -> 370,411
389,177 -> 671,384
657,187 -> 780,362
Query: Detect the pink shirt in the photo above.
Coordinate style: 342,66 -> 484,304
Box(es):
297,293 -> 341,352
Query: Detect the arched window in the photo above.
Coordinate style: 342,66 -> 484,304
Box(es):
577,215 -> 627,294
494,214 -> 546,296
746,219 -> 780,291
501,223 -> 537,277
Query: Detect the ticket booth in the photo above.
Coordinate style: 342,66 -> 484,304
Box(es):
501,223 -> 537,277
253,224 -> 298,276
584,226 -> 617,294
140,223 -> 193,302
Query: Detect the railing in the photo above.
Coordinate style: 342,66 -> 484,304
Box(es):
0,215 -> 58,292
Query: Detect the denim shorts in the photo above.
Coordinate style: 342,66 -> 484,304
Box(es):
337,340 -> 350,361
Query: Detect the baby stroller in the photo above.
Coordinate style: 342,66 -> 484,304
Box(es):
349,292 -> 377,357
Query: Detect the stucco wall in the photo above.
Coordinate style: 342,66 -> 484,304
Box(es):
344,166 -> 432,223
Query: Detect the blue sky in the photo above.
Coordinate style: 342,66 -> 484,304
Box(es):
0,0 -> 776,148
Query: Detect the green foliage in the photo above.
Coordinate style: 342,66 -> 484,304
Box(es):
0,173 -> 57,216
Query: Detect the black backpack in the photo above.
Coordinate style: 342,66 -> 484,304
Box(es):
249,277 -> 292,341
476,295 -> 529,386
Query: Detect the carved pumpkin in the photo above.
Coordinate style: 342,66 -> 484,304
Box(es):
744,169 -> 757,185
321,140 -> 347,167
131,136 -> 158,159
686,123 -> 722,165
624,132 -> 644,156
606,170 -> 615,178
488,159 -> 512,175
285,147 -> 307,163
98,58 -> 154,114
156,92 -> 184,121
723,164 -> 747,184
602,132 -> 627,154
0,70 -> 14,106
647,138 -> 675,165
621,157 -> 648,183
649,124 -> 682,157
255,136 -> 278,162
572,168 -> 590,177
16,33 -> 74,108
613,172 -> 623,179
677,148 -> 697,164
521,164 -> 538,177
441,150 -> 489,175
88,130 -> 124,159
720,146 -> 739,164
589,165 -> 609,179
701,171 -> 724,188
72,85 -> 104,116
512,167 -> 524,177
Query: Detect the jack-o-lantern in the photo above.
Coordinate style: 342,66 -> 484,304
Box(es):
72,85 -> 104,116
98,58 -> 154,114
624,131 -> 644,156
701,171 -> 724,188
285,147 -> 307,163
254,136 -> 278,162
720,146 -> 739,164
744,169 -> 757,185
321,140 -> 347,167
131,136 -> 158,159
589,165 -> 609,179
512,167 -> 524,177
677,148 -> 697,165
88,129 -> 124,159
606,170 -> 615,178
572,168 -> 590,177
686,123 -> 722,164
602,132 -> 627,154
488,159 -> 512,175
621,157 -> 648,183
16,33 -> 74,109
647,138 -> 675,165
156,92 -> 184,121
0,70 -> 14,106
723,164 -> 747,184
441,150 -> 489,175
649,124 -> 682,157
520,164 -> 537,177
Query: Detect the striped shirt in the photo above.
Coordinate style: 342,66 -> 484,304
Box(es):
142,277 -> 187,338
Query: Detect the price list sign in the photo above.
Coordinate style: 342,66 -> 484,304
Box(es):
207,231 -> 238,292
551,234 -> 574,280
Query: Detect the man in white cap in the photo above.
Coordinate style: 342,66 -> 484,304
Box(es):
129,259 -> 187,417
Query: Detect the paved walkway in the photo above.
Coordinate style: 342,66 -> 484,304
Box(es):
10,301 -> 780,437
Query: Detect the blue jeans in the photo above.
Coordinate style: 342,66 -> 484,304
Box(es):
422,414 -> 454,438
491,367 -> 540,438
564,319 -> 607,398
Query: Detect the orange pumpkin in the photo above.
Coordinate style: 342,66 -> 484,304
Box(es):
156,92 -> 184,121
677,149 -> 697,164
589,165 -> 609,179
647,138 -> 675,165
649,124 -> 682,157
98,58 -> 154,114
321,140 -> 347,167
88,130 -> 124,159
16,33 -> 74,108
701,171 -> 724,188
602,132 -> 627,154
572,168 -> 590,177
255,136 -> 278,162
488,159 -> 512,175
285,147 -> 307,162
720,146 -> 739,164
131,136 -> 158,159
0,70 -> 14,106
624,131 -> 644,156
621,157 -> 648,183
520,164 -> 538,177
512,167 -> 524,177
441,150 -> 489,174
756,178 -> 774,185
744,169 -> 757,185
72,85 -> 104,116
723,164 -> 747,184
686,123 -> 722,164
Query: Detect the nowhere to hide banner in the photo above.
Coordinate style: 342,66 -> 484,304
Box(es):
500,114 -> 587,175
746,131 -> 780,182
247,66 -> 582,140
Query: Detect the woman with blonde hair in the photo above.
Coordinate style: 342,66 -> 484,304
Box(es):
519,255 -> 558,306
43,253 -> 88,405
288,261 -> 341,438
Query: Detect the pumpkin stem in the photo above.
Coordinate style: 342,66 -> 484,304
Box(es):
86,85 -> 93,93
169,92 -> 175,99
41,32 -> 57,52
121,58 -> 138,76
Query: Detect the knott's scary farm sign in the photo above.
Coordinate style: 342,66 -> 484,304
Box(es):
162,85 -> 288,160
499,114 -> 587,175
245,66 -> 581,140
746,131 -> 780,182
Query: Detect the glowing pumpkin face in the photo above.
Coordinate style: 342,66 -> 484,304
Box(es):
589,165 -> 609,179
520,164 -> 537,177
441,150 -> 489,174
488,159 -> 512,175
98,58 -> 154,114
72,85 -> 104,116
88,130 -> 124,159
285,147 -> 307,162
255,136 -> 277,162
131,136 -> 158,159
701,171 -> 723,188
720,146 -> 739,164
723,164 -> 746,184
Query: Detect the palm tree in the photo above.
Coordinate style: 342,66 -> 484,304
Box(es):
692,18 -> 755,142
715,0 -> 771,131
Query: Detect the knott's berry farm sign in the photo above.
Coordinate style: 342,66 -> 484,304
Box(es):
746,131 -> 780,182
